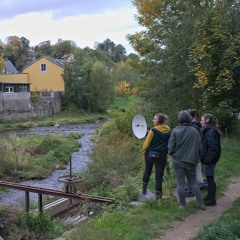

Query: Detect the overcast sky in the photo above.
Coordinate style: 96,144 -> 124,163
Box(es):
0,0 -> 141,54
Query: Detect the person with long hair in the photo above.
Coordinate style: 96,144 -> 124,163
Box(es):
200,113 -> 221,206
142,113 -> 171,200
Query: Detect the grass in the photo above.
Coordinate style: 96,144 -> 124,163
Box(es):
64,120 -> 240,240
0,133 -> 80,182
193,198 -> 240,240
67,200 -> 190,240
0,206 -> 68,240
1,97 -> 240,239
0,111 -> 107,133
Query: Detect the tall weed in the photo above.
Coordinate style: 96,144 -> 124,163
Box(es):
83,121 -> 142,194
0,133 -> 79,181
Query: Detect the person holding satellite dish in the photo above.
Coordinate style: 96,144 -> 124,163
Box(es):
142,113 -> 171,200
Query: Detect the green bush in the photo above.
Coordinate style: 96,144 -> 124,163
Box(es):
39,134 -> 79,163
115,110 -> 135,136
18,212 -> 67,240
82,121 -> 142,194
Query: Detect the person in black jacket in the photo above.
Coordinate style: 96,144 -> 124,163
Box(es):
200,113 -> 221,206
142,113 -> 171,200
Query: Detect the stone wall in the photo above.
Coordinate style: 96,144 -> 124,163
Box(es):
0,92 -> 62,121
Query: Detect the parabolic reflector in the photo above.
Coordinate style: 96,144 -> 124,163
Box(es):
132,114 -> 147,139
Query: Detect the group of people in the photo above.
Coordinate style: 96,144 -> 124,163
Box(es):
141,109 -> 221,209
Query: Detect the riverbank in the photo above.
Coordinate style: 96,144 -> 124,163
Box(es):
0,120 -> 105,206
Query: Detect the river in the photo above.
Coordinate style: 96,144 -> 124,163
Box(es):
0,121 -> 106,206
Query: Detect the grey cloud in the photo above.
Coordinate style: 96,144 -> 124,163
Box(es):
0,0 -> 132,20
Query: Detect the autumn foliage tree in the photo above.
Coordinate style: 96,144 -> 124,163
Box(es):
188,2 -> 240,127
116,81 -> 131,97
128,0 -> 240,129
3,36 -> 30,70
0,40 -> 5,72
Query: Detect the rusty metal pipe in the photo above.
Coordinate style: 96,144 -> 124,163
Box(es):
0,180 -> 115,204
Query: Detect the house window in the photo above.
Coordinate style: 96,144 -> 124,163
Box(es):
19,85 -> 28,92
5,86 -> 14,93
41,63 -> 47,72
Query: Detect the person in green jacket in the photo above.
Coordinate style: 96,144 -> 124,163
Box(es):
142,113 -> 171,200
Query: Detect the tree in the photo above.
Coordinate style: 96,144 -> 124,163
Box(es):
87,61 -> 115,112
97,38 -> 115,55
97,38 -> 127,63
116,81 -> 131,97
34,40 -> 54,58
3,36 -> 30,70
52,39 -> 77,58
113,61 -> 140,88
127,0 -> 206,117
113,44 -> 127,62
188,1 -> 240,128
62,48 -> 115,112
128,0 -> 240,128
0,40 -> 5,72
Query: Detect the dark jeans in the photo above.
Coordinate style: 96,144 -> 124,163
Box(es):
173,161 -> 203,206
143,153 -> 167,193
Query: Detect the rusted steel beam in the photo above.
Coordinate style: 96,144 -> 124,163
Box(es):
0,181 -> 115,204
25,191 -> 30,212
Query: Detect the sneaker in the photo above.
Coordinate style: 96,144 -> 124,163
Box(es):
179,205 -> 186,209
198,204 -> 206,210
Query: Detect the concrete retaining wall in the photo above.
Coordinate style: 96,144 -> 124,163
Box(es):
0,92 -> 62,121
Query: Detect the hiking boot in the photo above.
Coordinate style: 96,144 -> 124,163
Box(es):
156,191 -> 162,200
203,195 -> 209,201
204,200 -> 217,206
142,182 -> 147,195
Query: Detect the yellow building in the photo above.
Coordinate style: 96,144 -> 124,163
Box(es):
22,57 -> 65,92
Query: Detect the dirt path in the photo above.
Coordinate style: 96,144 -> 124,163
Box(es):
155,177 -> 240,240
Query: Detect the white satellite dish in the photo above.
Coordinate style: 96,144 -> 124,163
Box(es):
132,114 -> 147,139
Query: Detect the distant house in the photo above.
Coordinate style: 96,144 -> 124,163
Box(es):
28,48 -> 36,60
60,53 -> 74,62
2,59 -> 19,74
22,56 -> 65,92
0,56 -> 64,120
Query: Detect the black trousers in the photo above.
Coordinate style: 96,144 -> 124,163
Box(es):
143,153 -> 167,193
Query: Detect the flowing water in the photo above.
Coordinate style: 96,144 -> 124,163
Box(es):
0,121 -> 105,206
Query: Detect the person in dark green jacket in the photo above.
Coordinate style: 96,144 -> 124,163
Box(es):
142,113 -> 171,200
